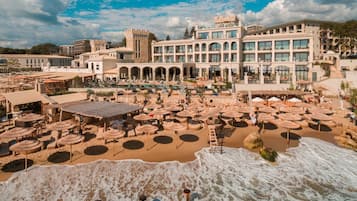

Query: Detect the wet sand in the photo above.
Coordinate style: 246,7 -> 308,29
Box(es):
0,121 -> 341,182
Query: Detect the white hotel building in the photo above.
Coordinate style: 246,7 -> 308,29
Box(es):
44,16 -> 332,89
115,16 -> 321,88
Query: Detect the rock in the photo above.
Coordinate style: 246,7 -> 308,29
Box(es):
243,132 -> 263,150
260,147 -> 278,162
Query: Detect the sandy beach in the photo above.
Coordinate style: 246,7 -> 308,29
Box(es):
0,114 -> 345,182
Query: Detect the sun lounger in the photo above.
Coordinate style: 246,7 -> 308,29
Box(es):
0,142 -> 10,157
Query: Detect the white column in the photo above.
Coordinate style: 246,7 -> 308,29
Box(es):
260,64 -> 264,84
276,73 -> 280,84
244,72 -> 248,84
228,68 -> 232,82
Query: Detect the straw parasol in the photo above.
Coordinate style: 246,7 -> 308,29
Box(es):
257,113 -> 275,131
163,122 -> 186,132
238,107 -> 256,114
177,110 -> 196,128
50,120 -> 76,131
165,105 -> 182,112
9,140 -> 42,171
222,111 -> 243,119
136,124 -> 158,135
57,134 -> 84,162
149,108 -> 170,116
279,107 -> 306,115
0,127 -> 35,141
277,120 -> 300,144
271,102 -> 286,109
16,113 -> 44,124
134,113 -> 155,122
308,112 -> 333,131
278,113 -> 302,121
309,108 -> 334,115
258,106 -> 277,114
102,130 -> 125,155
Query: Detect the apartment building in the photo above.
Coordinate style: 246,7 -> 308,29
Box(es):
0,54 -> 72,69
59,45 -> 74,57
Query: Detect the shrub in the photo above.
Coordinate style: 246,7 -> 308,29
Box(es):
259,147 -> 278,162
95,91 -> 114,97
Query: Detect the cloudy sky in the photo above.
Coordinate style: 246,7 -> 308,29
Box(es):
0,0 -> 356,48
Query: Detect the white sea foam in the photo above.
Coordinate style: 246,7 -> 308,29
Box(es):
0,138 -> 356,201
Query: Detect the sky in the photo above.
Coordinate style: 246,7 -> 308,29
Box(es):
0,0 -> 356,48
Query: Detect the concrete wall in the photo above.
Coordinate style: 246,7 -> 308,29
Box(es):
235,83 -> 290,91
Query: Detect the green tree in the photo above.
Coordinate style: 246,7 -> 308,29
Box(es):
190,26 -> 196,38
165,35 -> 171,41
183,27 -> 190,39
120,37 -> 126,47
30,43 -> 59,54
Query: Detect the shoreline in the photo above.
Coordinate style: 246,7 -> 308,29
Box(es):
0,123 -> 343,182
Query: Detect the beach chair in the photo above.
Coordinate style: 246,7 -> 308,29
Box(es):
127,130 -> 136,137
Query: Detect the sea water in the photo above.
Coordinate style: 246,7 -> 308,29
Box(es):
0,137 -> 356,201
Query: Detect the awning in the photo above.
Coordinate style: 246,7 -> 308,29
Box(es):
61,101 -> 142,120
1,90 -> 49,106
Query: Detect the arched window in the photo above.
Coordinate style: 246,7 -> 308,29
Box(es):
231,42 -> 237,50
201,43 -> 207,51
275,66 -> 290,81
223,42 -> 229,51
209,43 -> 221,51
296,65 -> 309,81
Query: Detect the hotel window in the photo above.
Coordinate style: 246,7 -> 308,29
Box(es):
165,56 -> 174,63
155,56 -> 163,62
165,46 -> 174,53
201,43 -> 207,51
96,65 -> 100,70
243,54 -> 255,62
243,66 -> 255,75
188,55 -> 193,62
195,54 -> 200,62
187,45 -> 193,53
258,41 -> 272,50
231,42 -> 237,50
258,53 -> 272,62
195,44 -> 200,51
231,53 -> 237,62
212,31 -> 223,39
275,66 -> 290,81
275,29 -> 280,33
209,54 -> 221,62
223,54 -> 229,62
176,45 -> 185,53
209,43 -> 221,51
226,30 -> 237,38
223,42 -> 229,51
293,39 -> 309,49
201,54 -> 207,62
293,52 -> 309,61
275,53 -> 290,62
243,42 -> 255,51
275,40 -> 289,50
198,32 -> 209,39
296,65 -> 309,80
154,47 -> 162,53
177,55 -> 185,62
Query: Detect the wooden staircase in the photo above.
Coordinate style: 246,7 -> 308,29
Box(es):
208,125 -> 219,152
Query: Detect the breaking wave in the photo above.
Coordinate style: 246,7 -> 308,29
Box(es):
0,138 -> 356,201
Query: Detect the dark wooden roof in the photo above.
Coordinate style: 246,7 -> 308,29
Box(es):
61,101 -> 142,119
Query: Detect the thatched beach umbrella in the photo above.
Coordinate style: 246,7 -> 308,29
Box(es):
57,134 -> 84,162
279,107 -> 306,115
9,140 -> 42,171
258,106 -> 277,114
136,124 -> 158,135
0,127 -> 35,141
102,130 -> 125,155
308,112 -> 333,131
134,113 -> 155,122
257,113 -> 275,131
278,113 -> 302,121
277,120 -> 300,144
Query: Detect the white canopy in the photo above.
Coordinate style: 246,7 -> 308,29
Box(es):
252,97 -> 264,102
268,97 -> 281,102
287,97 -> 302,103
